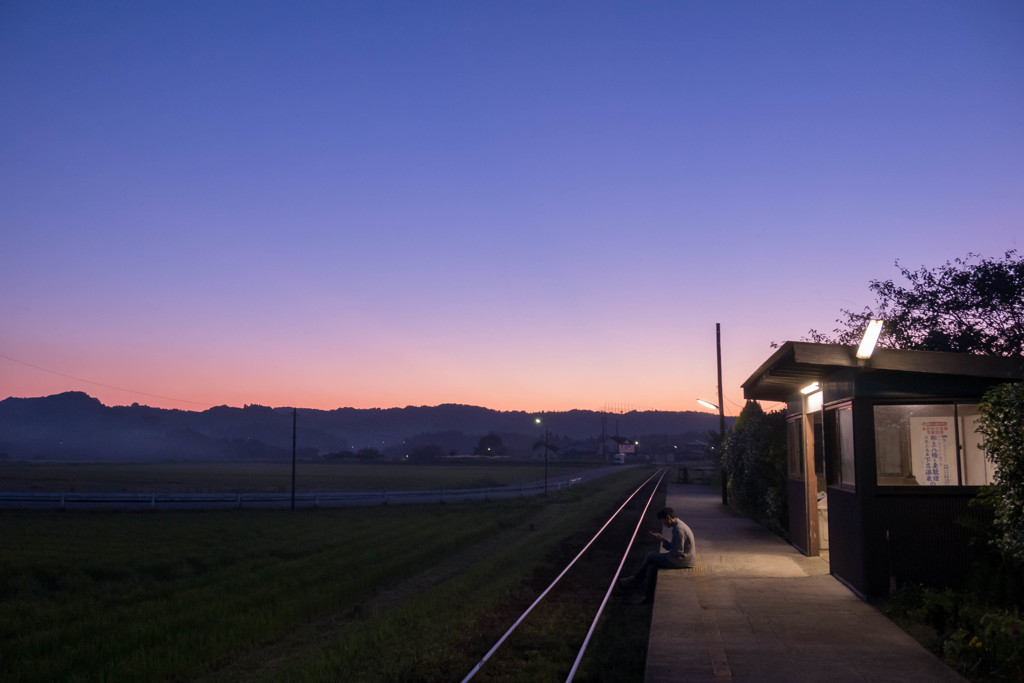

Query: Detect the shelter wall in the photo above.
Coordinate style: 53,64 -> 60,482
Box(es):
866,490 -> 989,597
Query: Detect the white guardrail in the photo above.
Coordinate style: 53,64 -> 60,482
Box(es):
0,478 -> 585,511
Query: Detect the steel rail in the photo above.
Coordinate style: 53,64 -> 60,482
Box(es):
460,467 -> 667,683
566,467 -> 666,681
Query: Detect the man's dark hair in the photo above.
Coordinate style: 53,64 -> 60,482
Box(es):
657,507 -> 674,520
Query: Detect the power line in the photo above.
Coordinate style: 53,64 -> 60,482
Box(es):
0,352 -> 212,408
724,394 -> 746,409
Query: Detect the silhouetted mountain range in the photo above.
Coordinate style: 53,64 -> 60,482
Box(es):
0,392 -> 731,462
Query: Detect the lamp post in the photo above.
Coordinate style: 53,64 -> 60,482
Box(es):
716,323 -> 727,504
535,417 -> 548,496
696,323 -> 729,504
291,408 -> 297,511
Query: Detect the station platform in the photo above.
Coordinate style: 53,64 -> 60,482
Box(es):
644,483 -> 964,682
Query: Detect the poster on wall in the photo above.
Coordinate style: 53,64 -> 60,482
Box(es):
909,416 -> 956,485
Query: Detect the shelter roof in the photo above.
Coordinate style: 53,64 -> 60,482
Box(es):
742,342 -> 1024,402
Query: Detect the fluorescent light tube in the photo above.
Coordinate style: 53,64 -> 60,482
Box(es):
857,319 -> 884,359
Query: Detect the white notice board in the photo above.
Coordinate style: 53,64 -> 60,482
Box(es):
909,416 -> 956,485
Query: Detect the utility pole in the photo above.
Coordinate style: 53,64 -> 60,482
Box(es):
717,323 -> 727,505
601,416 -> 607,462
535,416 -> 549,496
544,427 -> 549,496
291,408 -> 297,511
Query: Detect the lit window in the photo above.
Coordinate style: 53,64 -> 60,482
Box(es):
825,405 -> 856,488
873,403 -> 991,486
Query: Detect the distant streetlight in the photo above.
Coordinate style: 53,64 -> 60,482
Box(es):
535,417 -> 549,495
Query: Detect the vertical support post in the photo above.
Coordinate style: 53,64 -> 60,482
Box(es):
291,407 -> 297,512
802,394 -> 820,556
717,323 -> 728,505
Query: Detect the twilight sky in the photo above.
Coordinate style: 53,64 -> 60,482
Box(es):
2,1 -> 1022,416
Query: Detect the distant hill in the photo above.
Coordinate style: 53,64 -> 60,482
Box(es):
0,392 -> 732,462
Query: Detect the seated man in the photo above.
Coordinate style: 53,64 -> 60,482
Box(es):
619,506 -> 696,604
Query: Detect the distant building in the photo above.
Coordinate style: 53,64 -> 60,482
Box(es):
742,342 -> 1024,599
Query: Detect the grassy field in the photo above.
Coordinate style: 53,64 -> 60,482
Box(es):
0,466 -> 659,682
0,460 -> 599,493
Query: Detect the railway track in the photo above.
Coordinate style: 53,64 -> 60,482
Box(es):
462,468 -> 669,682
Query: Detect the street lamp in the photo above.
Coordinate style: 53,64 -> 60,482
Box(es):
697,398 -> 726,444
697,394 -> 728,504
535,417 -> 549,495
698,322 -> 729,504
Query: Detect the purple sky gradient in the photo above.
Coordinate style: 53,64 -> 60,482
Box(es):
2,1 -> 1022,415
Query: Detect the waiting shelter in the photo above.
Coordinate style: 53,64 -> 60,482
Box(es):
741,342 -> 1024,599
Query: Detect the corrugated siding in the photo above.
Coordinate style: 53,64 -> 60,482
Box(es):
869,491 -> 990,595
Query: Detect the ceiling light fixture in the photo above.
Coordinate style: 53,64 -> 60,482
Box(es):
857,319 -> 884,359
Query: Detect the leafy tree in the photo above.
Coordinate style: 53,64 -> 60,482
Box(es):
978,382 -> 1024,566
473,432 -> 507,456
722,401 -> 788,536
808,250 -> 1024,357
